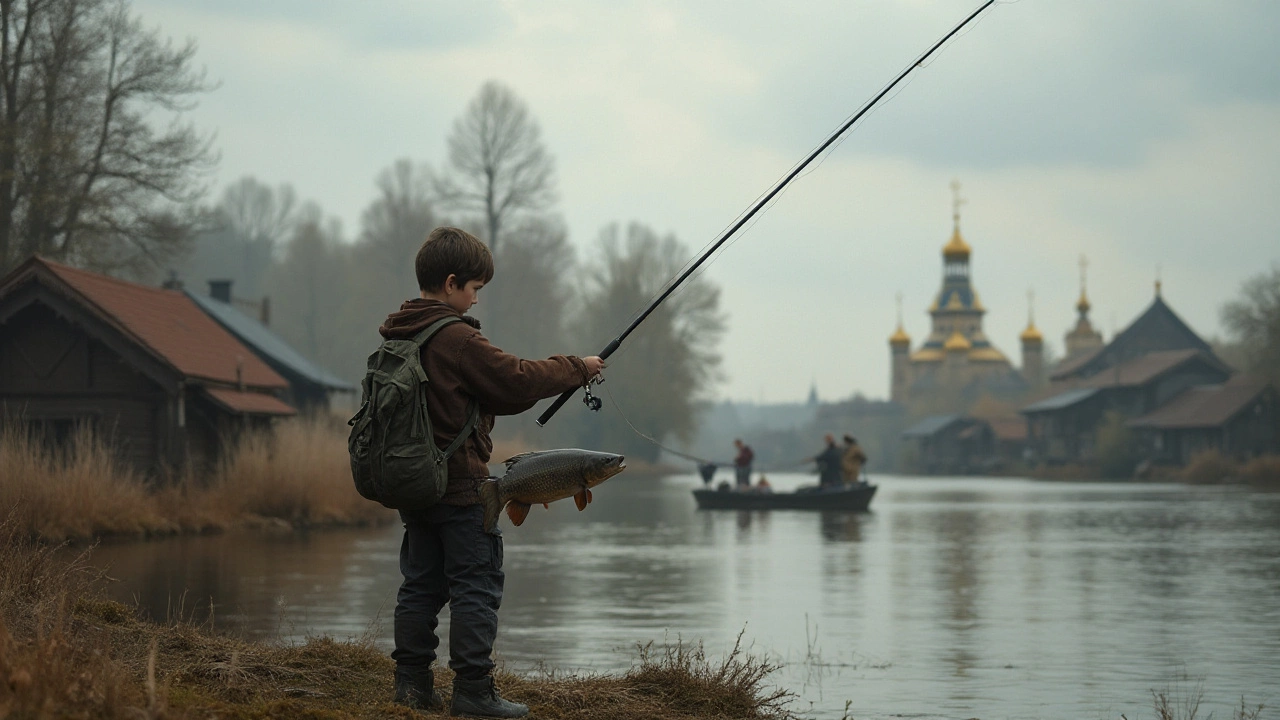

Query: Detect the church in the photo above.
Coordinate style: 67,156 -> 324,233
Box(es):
888,193 -> 1037,414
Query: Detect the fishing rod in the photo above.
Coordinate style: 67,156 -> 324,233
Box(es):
537,0 -> 997,427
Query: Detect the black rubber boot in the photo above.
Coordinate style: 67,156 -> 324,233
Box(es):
394,665 -> 444,711
450,676 -> 528,718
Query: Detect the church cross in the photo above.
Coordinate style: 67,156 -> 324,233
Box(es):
950,179 -> 966,228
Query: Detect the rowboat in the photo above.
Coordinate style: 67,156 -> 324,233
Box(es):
691,483 -> 877,511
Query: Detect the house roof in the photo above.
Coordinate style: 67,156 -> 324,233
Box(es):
3,257 -> 287,390
903,414 -> 964,438
186,291 -> 355,392
1021,388 -> 1100,414
204,387 -> 297,416
1128,376 -> 1273,429
1054,296 -> 1211,381
1049,347 -> 1102,381
1079,349 -> 1223,389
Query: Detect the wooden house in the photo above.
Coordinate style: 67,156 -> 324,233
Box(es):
1022,349 -> 1231,464
1128,376 -> 1278,464
0,257 -> 296,477
185,282 -> 355,414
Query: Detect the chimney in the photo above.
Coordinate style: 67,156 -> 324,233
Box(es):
161,270 -> 183,291
208,279 -> 232,303
260,296 -> 271,327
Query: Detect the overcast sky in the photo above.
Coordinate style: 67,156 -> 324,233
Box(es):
133,0 -> 1280,404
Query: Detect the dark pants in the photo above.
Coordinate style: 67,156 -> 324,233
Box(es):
735,465 -> 751,487
392,503 -> 504,682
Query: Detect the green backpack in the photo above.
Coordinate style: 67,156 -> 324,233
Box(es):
347,316 -> 480,509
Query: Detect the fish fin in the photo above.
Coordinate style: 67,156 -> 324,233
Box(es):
502,451 -> 548,470
574,490 -> 588,511
479,479 -> 503,533
587,488 -> 593,504
506,502 -> 532,526
542,503 -> 549,509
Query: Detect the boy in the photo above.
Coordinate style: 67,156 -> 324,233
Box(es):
380,227 -> 603,718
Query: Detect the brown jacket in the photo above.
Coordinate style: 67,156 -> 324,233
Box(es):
378,299 -> 590,505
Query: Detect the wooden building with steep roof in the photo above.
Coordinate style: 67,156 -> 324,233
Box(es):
0,257 -> 296,477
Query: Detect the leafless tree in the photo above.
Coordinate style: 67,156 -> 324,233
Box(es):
1222,264 -> 1280,386
0,0 -> 216,276
436,80 -> 556,256
561,223 -> 725,460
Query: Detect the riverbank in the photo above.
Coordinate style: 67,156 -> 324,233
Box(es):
0,526 -> 796,720
0,418 -> 394,544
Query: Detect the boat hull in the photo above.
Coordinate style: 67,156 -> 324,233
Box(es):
692,484 -> 877,511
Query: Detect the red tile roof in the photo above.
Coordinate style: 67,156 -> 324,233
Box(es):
23,257 -> 287,389
1128,376 -> 1273,429
204,387 -> 297,416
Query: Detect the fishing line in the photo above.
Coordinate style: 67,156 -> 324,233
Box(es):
600,2 -> 988,338
600,381 -> 816,475
539,0 -> 999,427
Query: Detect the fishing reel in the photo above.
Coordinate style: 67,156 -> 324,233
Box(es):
582,375 -> 604,412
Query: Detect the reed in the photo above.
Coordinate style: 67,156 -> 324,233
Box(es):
203,415 -> 389,528
0,424 -> 172,542
0,418 -> 391,543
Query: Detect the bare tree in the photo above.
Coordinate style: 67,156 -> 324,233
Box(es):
436,80 -> 556,256
561,223 -> 725,460
0,0 -> 215,276
360,158 -> 437,281
1222,264 -> 1280,386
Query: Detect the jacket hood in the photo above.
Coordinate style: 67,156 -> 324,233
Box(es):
379,298 -> 481,339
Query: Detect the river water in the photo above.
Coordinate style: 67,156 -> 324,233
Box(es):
87,474 -> 1280,720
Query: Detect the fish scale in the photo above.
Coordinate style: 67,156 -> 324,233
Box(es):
479,449 -> 626,532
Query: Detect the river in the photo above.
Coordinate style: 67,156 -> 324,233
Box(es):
86,473 -> 1280,720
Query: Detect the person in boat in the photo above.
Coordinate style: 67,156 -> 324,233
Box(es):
814,434 -> 844,488
841,435 -> 868,485
754,475 -> 773,494
733,439 -> 754,488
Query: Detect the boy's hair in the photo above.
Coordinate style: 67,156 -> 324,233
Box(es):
415,227 -> 495,292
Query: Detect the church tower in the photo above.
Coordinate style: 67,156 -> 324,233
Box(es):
889,293 -> 911,403
1020,290 -> 1044,388
1064,255 -> 1104,359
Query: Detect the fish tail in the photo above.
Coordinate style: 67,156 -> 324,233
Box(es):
479,479 -> 502,533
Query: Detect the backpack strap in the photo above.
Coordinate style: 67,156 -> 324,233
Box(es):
408,314 -> 479,461
441,398 -> 480,461
412,315 -> 462,347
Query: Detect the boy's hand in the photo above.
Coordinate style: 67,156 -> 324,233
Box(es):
583,356 -> 606,379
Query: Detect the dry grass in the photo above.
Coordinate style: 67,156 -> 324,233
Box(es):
1241,454 -> 1280,485
1181,450 -> 1239,484
203,415 -> 390,529
0,525 -> 798,720
0,424 -> 174,542
0,418 -> 392,543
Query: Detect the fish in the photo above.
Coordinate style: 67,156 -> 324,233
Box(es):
479,449 -> 626,532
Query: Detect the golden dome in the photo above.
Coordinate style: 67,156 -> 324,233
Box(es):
1020,321 -> 1043,343
889,324 -> 911,347
910,348 -> 944,363
1076,290 -> 1091,314
944,330 -> 971,352
943,227 -> 971,261
968,346 -> 1010,363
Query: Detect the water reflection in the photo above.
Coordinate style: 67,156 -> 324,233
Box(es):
82,474 -> 1280,720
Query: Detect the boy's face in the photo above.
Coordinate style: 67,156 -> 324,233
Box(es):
446,276 -> 484,314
